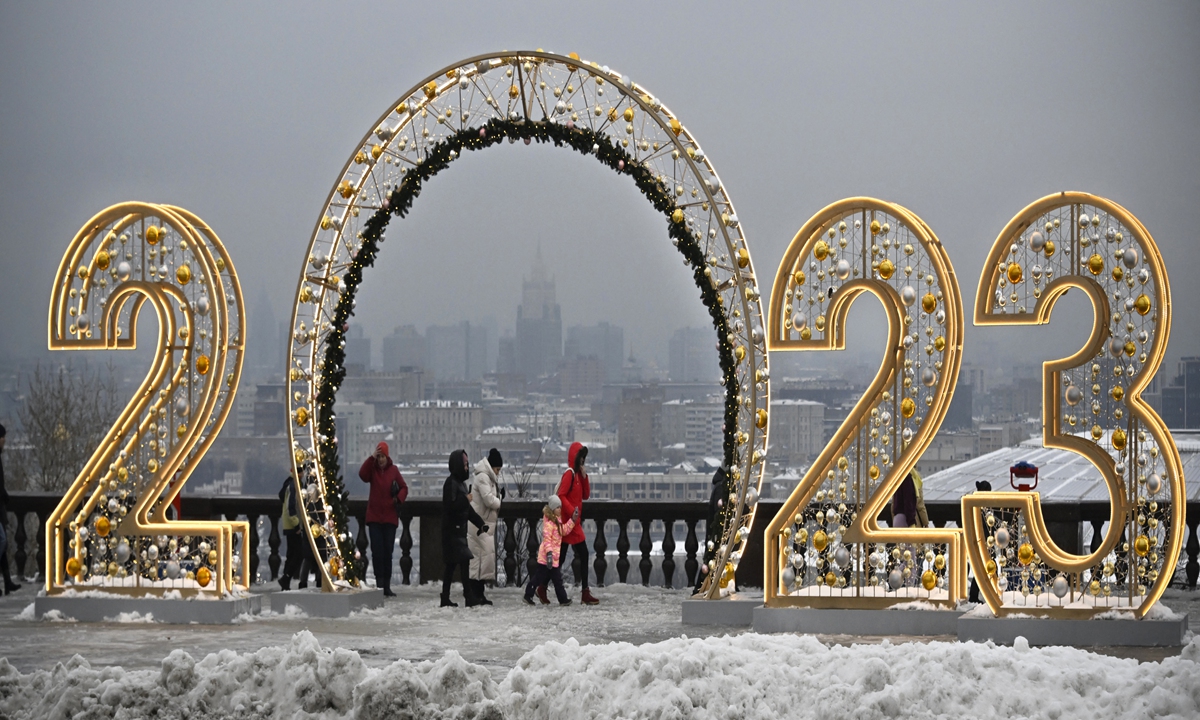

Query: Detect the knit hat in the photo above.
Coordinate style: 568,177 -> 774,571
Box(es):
0,423 -> 6,438
487,448 -> 503,469
548,495 -> 562,510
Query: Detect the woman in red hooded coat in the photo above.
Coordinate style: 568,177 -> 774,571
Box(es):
540,442 -> 599,605
359,442 -> 407,596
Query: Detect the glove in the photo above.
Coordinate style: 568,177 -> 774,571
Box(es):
499,487 -> 507,499
477,524 -> 489,535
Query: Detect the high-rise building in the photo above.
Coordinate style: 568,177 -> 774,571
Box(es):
392,401 -> 483,457
382,325 -> 426,373
769,399 -> 826,466
515,248 -> 562,380
661,397 -> 724,461
344,325 -> 371,375
618,385 -> 664,463
334,402 -> 375,478
426,321 -> 489,382
1183,357 -> 1200,429
565,322 -> 625,384
668,327 -> 719,382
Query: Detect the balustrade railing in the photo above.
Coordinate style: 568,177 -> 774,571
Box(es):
5,493 -> 1199,592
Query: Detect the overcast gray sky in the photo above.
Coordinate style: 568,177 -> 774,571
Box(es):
2,2 -> 1197,381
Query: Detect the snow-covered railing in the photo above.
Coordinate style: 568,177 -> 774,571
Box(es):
6,492 -> 1200,592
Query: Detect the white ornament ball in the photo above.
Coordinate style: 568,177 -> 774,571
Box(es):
781,567 -> 796,587
115,541 -> 131,563
835,259 -> 851,280
900,286 -> 917,307
888,569 -> 903,590
1052,575 -> 1069,598
166,561 -> 181,579
834,546 -> 850,568
995,527 -> 1010,548
117,261 -> 132,281
1147,473 -> 1162,495
1029,231 -> 1046,252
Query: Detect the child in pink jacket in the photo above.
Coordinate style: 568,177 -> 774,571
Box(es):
523,495 -> 578,605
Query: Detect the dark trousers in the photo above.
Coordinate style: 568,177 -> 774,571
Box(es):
526,562 -> 569,603
442,559 -> 473,601
560,540 -> 589,590
367,522 -> 397,590
282,529 -> 313,587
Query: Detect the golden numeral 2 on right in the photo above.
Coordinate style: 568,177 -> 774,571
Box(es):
765,193 -> 1184,618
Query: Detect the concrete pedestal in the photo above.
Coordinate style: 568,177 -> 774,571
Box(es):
271,588 -> 385,617
35,593 -> 261,624
753,606 -> 963,636
958,611 -> 1189,647
681,592 -> 762,626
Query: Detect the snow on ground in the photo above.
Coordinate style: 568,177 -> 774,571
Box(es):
0,584 -> 1198,719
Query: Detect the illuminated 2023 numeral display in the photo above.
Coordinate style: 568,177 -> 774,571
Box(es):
964,192 -> 1184,617
46,203 -> 248,595
765,198 -> 967,607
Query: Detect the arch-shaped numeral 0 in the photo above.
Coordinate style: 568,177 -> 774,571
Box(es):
764,198 -> 966,607
965,192 -> 1184,618
46,203 -> 249,595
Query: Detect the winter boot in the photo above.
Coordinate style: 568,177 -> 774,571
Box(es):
1,561 -> 20,595
383,584 -> 396,598
536,584 -> 550,605
440,594 -> 458,608
474,580 -> 493,606
278,574 -> 291,591
581,588 -> 600,605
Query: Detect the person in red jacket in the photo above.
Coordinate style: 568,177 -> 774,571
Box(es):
540,442 -> 599,605
359,442 -> 407,596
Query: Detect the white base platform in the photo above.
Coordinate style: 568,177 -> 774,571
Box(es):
958,612 -> 1189,647
270,588 -> 385,617
753,606 -> 963,636
35,593 -> 261,624
681,592 -> 762,626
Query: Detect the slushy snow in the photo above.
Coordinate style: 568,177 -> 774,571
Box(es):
1,629 -> 1198,719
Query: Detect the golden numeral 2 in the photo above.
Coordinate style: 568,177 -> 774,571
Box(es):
765,198 -> 967,607
46,203 -> 249,596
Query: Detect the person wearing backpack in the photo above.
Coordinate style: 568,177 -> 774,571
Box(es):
538,442 -> 598,605
277,473 -> 313,590
359,442 -> 407,597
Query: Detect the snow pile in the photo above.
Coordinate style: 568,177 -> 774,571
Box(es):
1,629 -> 1199,719
503,634 -> 1200,719
0,630 -> 502,720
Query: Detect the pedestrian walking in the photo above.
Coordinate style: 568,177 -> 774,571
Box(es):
441,449 -> 488,607
538,442 -> 598,605
359,442 -> 407,597
0,424 -> 20,595
277,474 -> 313,590
524,495 -> 577,606
468,448 -> 504,605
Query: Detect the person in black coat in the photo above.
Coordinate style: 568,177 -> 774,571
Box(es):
694,465 -> 728,594
277,474 -> 313,590
441,449 -> 488,607
0,424 -> 18,595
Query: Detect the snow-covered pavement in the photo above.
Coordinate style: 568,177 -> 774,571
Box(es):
1,584 -> 1198,718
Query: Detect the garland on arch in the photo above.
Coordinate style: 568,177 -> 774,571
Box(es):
313,118 -> 744,584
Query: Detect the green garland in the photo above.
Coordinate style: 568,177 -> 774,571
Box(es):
314,118 -> 743,583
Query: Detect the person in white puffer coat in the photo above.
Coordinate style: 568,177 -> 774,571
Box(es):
467,448 -> 504,604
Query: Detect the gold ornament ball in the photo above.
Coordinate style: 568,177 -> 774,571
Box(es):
671,209 -> 684,224
878,259 -> 895,280
208,549 -> 219,565
934,553 -> 946,570
66,557 -> 82,577
1134,534 -> 1150,557
196,566 -> 212,587
812,529 -> 828,552
900,398 -> 916,419
921,293 -> 937,314
96,250 -> 111,271
813,240 -> 829,261
793,270 -> 806,285
295,407 -> 310,427
1043,239 -> 1056,257
96,516 -> 111,538
737,248 -> 750,269
985,559 -> 997,577
1112,428 -> 1127,451
1017,542 -> 1034,565
756,409 -> 768,429
176,264 -> 191,285
623,106 -> 634,122
921,570 -> 937,591
1007,263 -> 1022,284
145,226 -> 161,245
824,571 -> 837,587
1087,253 -> 1105,275
1135,294 -> 1151,315
196,355 -> 210,375
311,524 -> 323,538
869,219 -> 881,235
